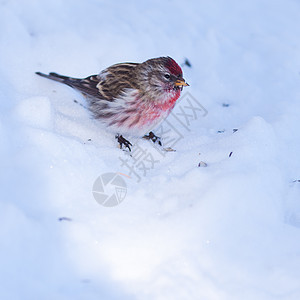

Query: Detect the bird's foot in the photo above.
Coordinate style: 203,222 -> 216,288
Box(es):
143,131 -> 162,146
116,134 -> 132,151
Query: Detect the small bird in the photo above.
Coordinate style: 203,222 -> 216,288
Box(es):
36,56 -> 189,150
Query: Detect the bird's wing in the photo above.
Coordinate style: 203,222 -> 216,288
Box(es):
70,62 -> 140,101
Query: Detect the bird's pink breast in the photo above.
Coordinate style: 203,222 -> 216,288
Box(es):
138,89 -> 180,126
107,89 -> 181,137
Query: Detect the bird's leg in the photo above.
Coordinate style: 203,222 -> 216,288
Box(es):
143,131 -> 162,146
115,134 -> 132,151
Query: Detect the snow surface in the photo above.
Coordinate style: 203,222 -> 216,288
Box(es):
1,0 -> 300,299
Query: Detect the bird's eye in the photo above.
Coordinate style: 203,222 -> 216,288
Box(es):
164,74 -> 170,79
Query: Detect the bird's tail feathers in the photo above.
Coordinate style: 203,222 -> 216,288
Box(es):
35,72 -> 77,87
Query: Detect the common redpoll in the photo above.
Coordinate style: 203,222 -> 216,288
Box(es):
36,56 -> 189,150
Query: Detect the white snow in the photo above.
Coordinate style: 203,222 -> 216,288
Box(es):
1,0 -> 300,299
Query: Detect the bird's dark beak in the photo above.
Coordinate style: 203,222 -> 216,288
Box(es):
174,79 -> 189,87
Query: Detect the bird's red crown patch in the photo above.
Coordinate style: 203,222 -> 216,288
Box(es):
165,57 -> 182,76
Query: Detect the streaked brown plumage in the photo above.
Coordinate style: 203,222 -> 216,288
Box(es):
36,56 -> 189,150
